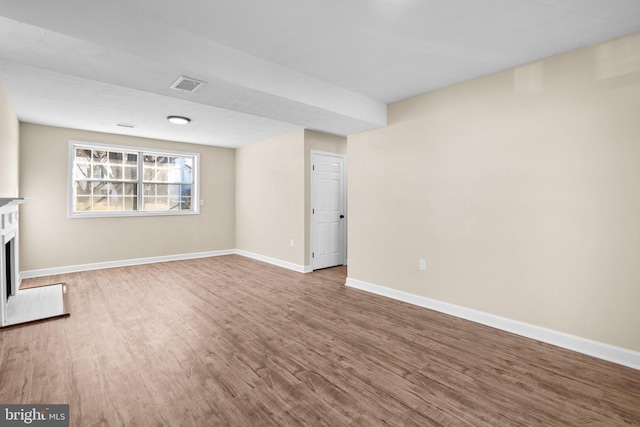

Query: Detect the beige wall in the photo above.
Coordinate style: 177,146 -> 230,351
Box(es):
236,129 -> 347,267
0,81 -> 19,197
348,32 -> 640,352
236,130 -> 306,265
19,123 -> 235,271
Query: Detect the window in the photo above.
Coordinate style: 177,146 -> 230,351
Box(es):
69,141 -> 198,217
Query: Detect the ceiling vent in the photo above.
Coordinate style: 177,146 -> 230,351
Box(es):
170,76 -> 206,93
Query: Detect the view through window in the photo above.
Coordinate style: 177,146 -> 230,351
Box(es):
70,142 -> 198,216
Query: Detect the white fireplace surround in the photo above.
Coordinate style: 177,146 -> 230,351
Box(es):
0,197 -> 25,327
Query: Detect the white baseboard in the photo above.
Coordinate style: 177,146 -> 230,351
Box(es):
19,249 -> 312,281
20,249 -> 235,280
345,277 -> 640,371
235,249 -> 311,273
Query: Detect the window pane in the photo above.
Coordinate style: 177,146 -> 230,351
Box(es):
156,197 -> 170,210
182,158 -> 193,183
76,148 -> 91,161
182,197 -> 191,210
143,167 -> 155,181
124,166 -> 137,180
143,196 -> 155,210
124,183 -> 137,196
75,196 -> 92,211
93,164 -> 106,179
169,163 -> 183,183
93,150 -> 108,163
157,184 -> 169,196
96,182 -> 112,196
156,156 -> 168,166
109,151 -> 123,163
75,182 -> 91,196
156,168 -> 168,182
73,163 -> 91,180
143,183 -> 155,196
109,165 -> 123,180
125,153 -> 138,165
112,183 -> 123,196
143,155 -> 155,167
124,196 -> 137,211
108,195 -> 123,210
92,195 -> 108,211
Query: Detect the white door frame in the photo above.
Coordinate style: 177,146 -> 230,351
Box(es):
310,150 -> 347,270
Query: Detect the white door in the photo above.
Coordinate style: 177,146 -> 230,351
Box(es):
311,152 -> 346,270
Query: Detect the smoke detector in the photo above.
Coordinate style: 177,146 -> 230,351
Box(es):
170,76 -> 206,93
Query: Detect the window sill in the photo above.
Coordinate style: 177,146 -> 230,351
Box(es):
69,210 -> 199,219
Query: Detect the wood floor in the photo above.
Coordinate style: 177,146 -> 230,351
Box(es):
1,255 -> 639,426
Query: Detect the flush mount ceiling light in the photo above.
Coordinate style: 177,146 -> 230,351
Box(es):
167,116 -> 191,125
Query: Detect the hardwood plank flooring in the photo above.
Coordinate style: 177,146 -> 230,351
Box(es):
1,255 -> 639,426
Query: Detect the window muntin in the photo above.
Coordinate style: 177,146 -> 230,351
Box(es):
70,142 -> 198,217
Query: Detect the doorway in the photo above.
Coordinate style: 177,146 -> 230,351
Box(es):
310,151 -> 346,270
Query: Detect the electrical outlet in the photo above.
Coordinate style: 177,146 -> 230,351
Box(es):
199,199 -> 205,206
418,259 -> 426,271
290,239 -> 294,247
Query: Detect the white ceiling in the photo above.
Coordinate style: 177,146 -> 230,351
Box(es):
1,0 -> 639,148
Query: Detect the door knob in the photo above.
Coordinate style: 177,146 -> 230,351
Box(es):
340,215 -> 345,218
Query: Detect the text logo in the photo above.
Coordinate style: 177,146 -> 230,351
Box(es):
0,405 -> 69,426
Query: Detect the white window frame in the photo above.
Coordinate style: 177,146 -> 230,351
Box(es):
68,140 -> 200,218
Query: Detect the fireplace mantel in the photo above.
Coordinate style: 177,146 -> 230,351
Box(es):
0,198 -> 26,209
1,198 -> 69,327
1,198 -> 25,326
